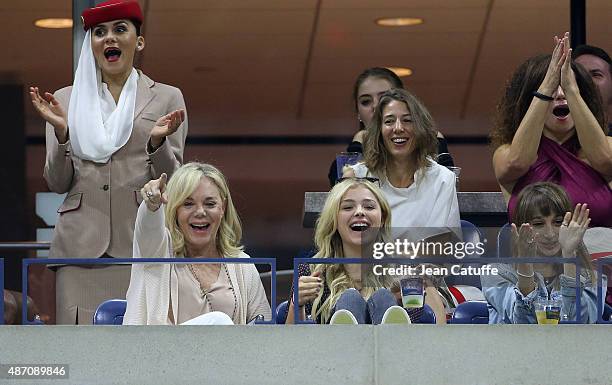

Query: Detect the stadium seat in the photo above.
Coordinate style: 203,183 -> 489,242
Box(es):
446,220 -> 485,287
497,223 -> 512,258
276,300 -> 289,324
603,303 -> 612,323
460,219 -> 483,248
93,299 -> 127,325
450,301 -> 489,324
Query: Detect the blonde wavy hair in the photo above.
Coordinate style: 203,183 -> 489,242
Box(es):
310,178 -> 394,323
164,162 -> 243,258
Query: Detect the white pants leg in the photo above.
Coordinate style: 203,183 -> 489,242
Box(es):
180,311 -> 234,325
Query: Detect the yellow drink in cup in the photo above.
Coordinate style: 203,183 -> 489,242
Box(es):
535,309 -> 560,324
534,298 -> 561,325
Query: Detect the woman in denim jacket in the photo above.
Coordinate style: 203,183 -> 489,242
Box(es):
482,182 -> 606,323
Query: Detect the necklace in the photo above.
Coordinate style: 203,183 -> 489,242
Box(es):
187,263 -> 209,298
187,263 -> 237,320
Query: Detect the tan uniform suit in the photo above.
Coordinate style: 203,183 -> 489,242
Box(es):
44,71 -> 188,323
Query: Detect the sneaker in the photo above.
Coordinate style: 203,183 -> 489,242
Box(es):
381,306 -> 412,324
330,309 -> 358,325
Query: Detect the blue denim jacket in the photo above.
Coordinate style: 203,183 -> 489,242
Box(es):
481,264 -> 606,324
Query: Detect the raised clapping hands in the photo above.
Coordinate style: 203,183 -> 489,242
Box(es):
141,173 -> 168,212
558,203 -> 590,257
560,36 -> 579,95
29,87 -> 68,143
511,222 -> 538,258
297,270 -> 323,307
539,32 -> 569,96
540,32 -> 580,98
149,109 -> 185,149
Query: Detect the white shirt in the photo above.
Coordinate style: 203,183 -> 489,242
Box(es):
351,160 -> 461,242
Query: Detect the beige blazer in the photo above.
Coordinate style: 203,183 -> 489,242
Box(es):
44,71 -> 188,259
123,203 -> 272,325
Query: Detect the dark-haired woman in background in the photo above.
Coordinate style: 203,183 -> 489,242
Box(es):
328,67 -> 454,186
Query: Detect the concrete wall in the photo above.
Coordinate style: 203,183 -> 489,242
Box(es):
0,325 -> 610,385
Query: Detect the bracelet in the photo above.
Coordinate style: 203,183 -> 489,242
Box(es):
532,91 -> 554,101
516,270 -> 535,278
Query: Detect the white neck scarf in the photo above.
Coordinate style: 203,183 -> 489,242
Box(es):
68,29 -> 138,163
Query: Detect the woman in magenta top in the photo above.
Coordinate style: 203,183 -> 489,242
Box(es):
491,33 -> 612,227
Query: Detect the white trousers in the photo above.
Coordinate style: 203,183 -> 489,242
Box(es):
180,311 -> 234,325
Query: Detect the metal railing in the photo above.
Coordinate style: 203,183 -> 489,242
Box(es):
0,242 -> 50,251
22,257 -> 277,325
1,241 -> 610,325
0,258 -> 4,325
292,256 -> 610,325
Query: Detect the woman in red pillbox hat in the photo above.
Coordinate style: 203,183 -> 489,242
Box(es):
28,0 -> 189,324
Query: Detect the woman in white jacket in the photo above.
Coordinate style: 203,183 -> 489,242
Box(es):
123,162 -> 271,325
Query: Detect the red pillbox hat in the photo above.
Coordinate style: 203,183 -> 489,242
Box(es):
81,0 -> 143,31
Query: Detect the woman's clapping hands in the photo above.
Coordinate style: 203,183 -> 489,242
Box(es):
149,109 -> 185,149
558,203 -> 590,257
511,222 -> 538,258
29,87 -> 68,143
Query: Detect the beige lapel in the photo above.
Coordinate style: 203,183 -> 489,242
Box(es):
170,264 -> 179,325
134,70 -> 155,120
226,262 -> 247,324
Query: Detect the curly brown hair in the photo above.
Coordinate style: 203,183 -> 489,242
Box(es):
491,54 -> 607,149
363,88 -> 437,176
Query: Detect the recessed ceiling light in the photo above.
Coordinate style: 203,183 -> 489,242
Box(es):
35,18 -> 73,29
386,67 -> 413,77
376,17 -> 423,27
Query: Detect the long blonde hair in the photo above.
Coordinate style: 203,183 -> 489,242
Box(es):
164,162 -> 243,258
310,179 -> 394,323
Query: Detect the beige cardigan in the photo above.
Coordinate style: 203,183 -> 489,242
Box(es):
123,203 -> 271,325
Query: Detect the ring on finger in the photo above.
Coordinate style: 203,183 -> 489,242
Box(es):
146,191 -> 153,198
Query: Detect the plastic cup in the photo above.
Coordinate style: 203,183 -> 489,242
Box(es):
336,152 -> 363,179
534,297 -> 562,325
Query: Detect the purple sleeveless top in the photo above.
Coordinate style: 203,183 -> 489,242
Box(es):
508,135 -> 612,227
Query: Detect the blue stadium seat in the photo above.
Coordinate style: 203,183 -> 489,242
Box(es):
446,220 -> 485,287
93,299 -> 127,325
460,219 -> 483,248
276,300 -> 289,324
603,303 -> 612,323
497,223 -> 512,258
450,301 -> 489,324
